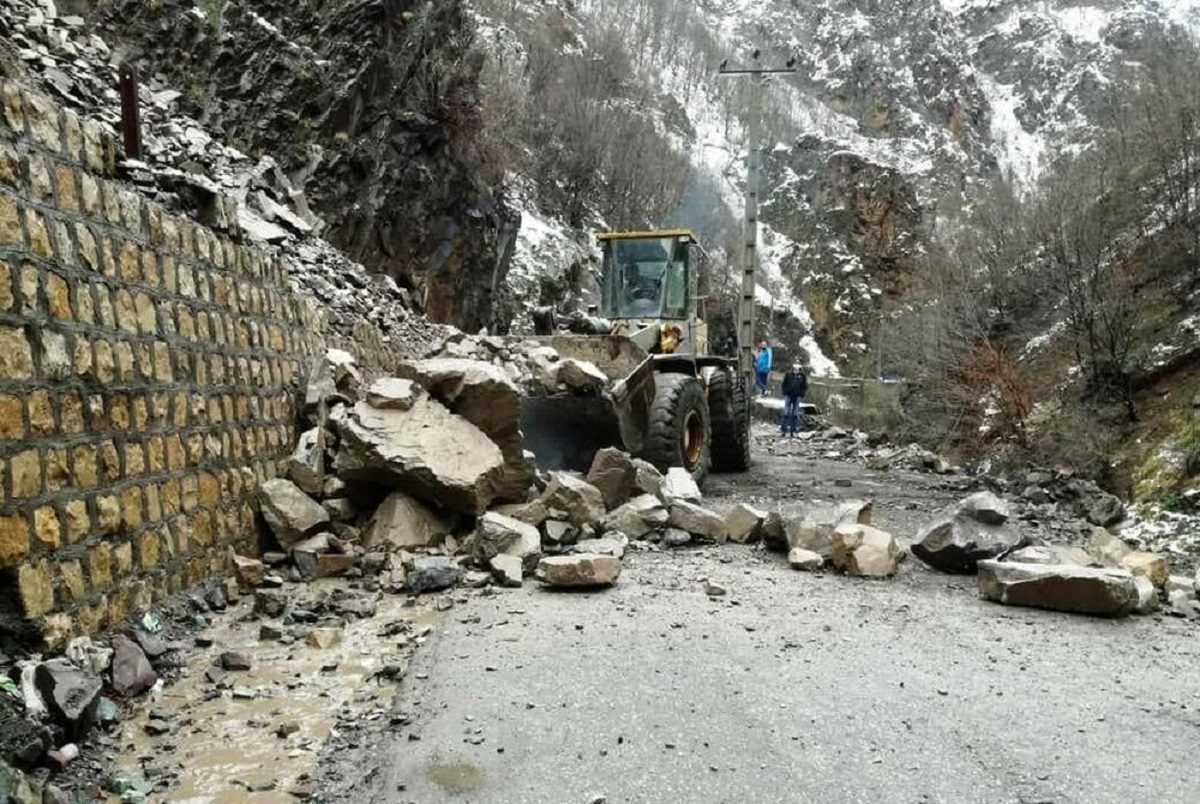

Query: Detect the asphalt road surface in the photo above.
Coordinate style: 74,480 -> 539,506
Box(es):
320,437 -> 1200,804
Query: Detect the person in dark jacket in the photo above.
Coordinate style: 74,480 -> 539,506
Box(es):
780,363 -> 808,437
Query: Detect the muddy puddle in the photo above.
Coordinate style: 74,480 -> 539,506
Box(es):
109,582 -> 442,802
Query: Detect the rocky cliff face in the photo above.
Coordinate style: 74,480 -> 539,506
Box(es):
99,0 -> 517,333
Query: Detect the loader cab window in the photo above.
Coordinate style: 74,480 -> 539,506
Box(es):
601,236 -> 691,320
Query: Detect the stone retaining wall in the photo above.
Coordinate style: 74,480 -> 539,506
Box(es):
0,79 -> 333,649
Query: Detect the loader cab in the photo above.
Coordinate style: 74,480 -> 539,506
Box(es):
598,230 -> 698,322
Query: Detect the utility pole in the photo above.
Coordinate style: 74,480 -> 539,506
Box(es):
718,59 -> 796,390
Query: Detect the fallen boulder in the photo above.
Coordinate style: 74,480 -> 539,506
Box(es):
364,491 -> 451,551
601,495 -> 668,539
1086,492 -> 1126,527
788,548 -> 823,571
668,501 -> 728,543
540,473 -> 606,528
109,634 -> 157,698
536,554 -> 621,588
1005,545 -> 1092,567
396,359 -> 533,500
912,492 -> 1023,574
977,560 -> 1137,617
724,504 -> 764,544
365,378 -> 418,410
660,468 -> 701,504
1084,529 -> 1131,565
35,660 -> 101,739
574,533 -> 628,558
632,459 -> 664,497
831,524 -> 901,577
287,428 -> 325,496
761,512 -> 787,551
231,554 -> 266,588
405,557 -> 462,594
259,479 -> 330,547
335,397 -> 507,516
474,512 -> 542,571
1132,576 -> 1160,614
1119,551 -> 1168,589
490,553 -> 524,587
785,519 -> 834,558
587,448 -> 637,510
493,499 -> 550,528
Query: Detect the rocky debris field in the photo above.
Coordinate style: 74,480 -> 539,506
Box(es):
5,346 -> 1200,800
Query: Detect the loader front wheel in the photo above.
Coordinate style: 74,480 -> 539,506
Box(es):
642,373 -> 710,486
708,368 -> 750,472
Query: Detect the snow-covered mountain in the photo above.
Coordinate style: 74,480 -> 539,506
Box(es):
484,0 -> 1200,375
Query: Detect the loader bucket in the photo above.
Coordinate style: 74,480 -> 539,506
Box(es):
518,334 -> 656,472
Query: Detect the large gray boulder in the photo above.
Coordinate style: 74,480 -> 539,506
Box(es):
335,396 -> 507,516
601,494 -> 668,539
830,524 -> 901,577
474,512 -> 542,571
259,479 -> 330,547
536,554 -> 621,587
586,448 -> 637,510
406,557 -> 463,594
660,468 -> 702,504
912,492 -> 1022,573
668,501 -> 728,543
287,427 -> 325,496
724,504 -> 765,544
364,491 -> 451,551
540,473 -> 606,528
977,560 -> 1137,616
110,634 -> 157,698
35,659 -> 102,739
396,359 -> 534,501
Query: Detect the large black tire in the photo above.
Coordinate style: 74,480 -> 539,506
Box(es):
708,368 -> 750,472
641,373 -> 711,486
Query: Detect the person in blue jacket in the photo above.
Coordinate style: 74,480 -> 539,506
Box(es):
753,340 -> 772,396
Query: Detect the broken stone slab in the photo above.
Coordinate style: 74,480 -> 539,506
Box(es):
761,512 -> 787,551
724,503 -> 764,544
574,533 -> 628,559
365,378 -> 418,410
542,519 -> 579,547
363,491 -> 451,551
1084,529 -> 1131,565
287,428 -> 325,496
785,518 -> 834,558
601,494 -> 668,539
395,359 -> 534,501
219,652 -> 252,671
831,524 -> 901,577
586,448 -> 637,510
489,554 -> 523,587
474,512 -> 542,571
231,554 -> 266,588
536,554 -> 621,588
259,479 -> 330,548
315,553 -> 357,578
662,528 -> 691,547
540,473 -> 606,528
334,398 -> 507,516
632,459 -> 664,497
958,491 -> 1010,525
660,468 -> 701,504
405,557 -> 462,594
668,501 -> 728,543
493,499 -> 550,528
788,548 -> 824,571
557,358 -> 608,392
833,499 -> 873,526
977,560 -> 1137,617
1119,551 -> 1168,589
1005,545 -> 1092,567
912,493 -> 1023,574
253,589 -> 290,618
1131,576 -> 1160,615
109,634 -> 157,698
35,659 -> 101,739
1165,575 -> 1196,597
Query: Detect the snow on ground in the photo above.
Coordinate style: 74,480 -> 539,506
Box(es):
976,73 -> 1047,190
1053,6 -> 1108,43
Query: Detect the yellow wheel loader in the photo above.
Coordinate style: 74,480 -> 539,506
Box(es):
520,230 -> 751,485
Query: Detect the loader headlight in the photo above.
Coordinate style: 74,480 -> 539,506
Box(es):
660,325 -> 683,354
